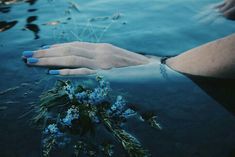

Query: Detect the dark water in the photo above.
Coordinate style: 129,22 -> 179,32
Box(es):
0,0 -> 235,157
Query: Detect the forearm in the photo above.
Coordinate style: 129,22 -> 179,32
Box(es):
166,34 -> 235,78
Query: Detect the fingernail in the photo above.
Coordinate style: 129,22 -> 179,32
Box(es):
27,57 -> 39,64
41,45 -> 51,49
22,51 -> 34,58
49,70 -> 60,75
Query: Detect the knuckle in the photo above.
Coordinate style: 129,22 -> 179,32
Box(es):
36,50 -> 46,57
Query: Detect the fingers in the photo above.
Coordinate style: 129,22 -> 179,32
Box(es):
33,46 -> 94,59
220,1 -> 235,12
49,68 -> 96,76
27,56 -> 96,69
214,2 -> 226,9
223,6 -> 235,19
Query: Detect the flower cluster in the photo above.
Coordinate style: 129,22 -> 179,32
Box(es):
43,124 -> 71,149
44,124 -> 61,135
37,76 -> 160,157
63,83 -> 75,100
122,108 -> 136,118
108,95 -> 137,119
75,77 -> 110,105
62,107 -> 80,126
110,96 -> 126,113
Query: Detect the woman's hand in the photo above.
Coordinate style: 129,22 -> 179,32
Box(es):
22,42 -> 150,76
216,0 -> 235,20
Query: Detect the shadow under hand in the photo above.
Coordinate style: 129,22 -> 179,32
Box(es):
187,75 -> 235,116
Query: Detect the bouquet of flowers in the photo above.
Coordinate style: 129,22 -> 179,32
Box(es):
33,76 -> 162,157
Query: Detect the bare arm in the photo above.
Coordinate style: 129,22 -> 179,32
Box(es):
166,34 -> 235,78
22,35 -> 235,78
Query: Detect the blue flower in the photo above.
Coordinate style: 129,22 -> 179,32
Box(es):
108,96 -> 127,116
89,111 -> 100,123
64,84 -> 75,100
44,124 -> 59,134
43,124 -> 63,137
62,108 -> 80,126
75,91 -> 88,103
42,124 -> 71,149
111,96 -> 126,112
99,79 -> 110,89
88,87 -> 107,105
75,78 -> 110,105
122,109 -> 136,118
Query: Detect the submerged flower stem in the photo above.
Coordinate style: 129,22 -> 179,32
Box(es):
43,136 -> 56,157
99,109 -> 151,157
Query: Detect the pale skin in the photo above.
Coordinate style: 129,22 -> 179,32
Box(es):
23,34 -> 235,78
166,33 -> 235,78
24,42 -> 150,75
23,0 -> 235,78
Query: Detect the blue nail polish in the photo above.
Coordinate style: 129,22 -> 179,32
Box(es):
49,70 -> 60,75
41,45 -> 51,49
27,58 -> 39,64
22,51 -> 34,58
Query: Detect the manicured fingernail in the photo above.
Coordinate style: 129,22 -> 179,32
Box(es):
49,70 -> 60,75
22,51 -> 34,58
41,45 -> 51,49
27,57 -> 39,64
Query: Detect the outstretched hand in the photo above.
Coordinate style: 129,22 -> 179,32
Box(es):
22,42 -> 150,76
216,0 -> 235,20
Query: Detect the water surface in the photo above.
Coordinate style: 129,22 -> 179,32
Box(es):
0,0 -> 235,157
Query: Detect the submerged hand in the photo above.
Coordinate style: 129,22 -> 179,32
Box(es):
216,0 -> 235,20
22,42 -> 150,76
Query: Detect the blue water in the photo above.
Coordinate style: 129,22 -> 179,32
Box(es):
0,0 -> 235,157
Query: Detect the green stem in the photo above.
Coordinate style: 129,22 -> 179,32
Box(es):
99,110 -> 151,157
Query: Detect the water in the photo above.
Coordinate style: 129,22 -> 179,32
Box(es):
0,0 -> 235,157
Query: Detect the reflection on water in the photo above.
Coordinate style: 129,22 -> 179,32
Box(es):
26,0 -> 37,5
0,20 -> 18,32
27,8 -> 37,12
0,6 -> 10,13
0,0 -> 39,36
25,23 -> 40,39
0,0 -> 37,5
24,16 -> 40,39
26,16 -> 37,23
0,0 -> 235,156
